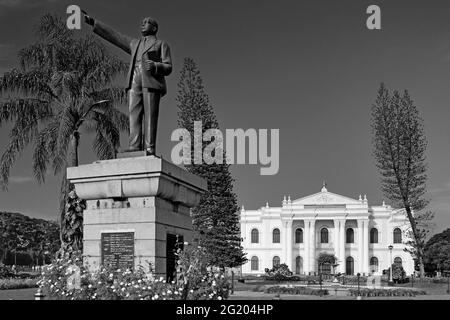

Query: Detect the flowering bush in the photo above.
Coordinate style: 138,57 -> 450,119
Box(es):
38,244 -> 230,300
175,244 -> 230,300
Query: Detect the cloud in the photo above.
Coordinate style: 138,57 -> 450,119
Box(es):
9,175 -> 33,184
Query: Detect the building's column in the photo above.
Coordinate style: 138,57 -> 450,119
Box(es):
363,220 -> 369,275
357,219 -> 364,274
339,219 -> 346,274
282,221 -> 288,266
304,220 -> 310,274
333,219 -> 340,266
309,220 -> 316,274
286,220 -> 293,271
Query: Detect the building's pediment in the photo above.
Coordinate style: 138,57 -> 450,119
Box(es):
292,189 -> 361,206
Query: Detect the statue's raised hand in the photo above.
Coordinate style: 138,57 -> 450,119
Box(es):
81,9 -> 95,26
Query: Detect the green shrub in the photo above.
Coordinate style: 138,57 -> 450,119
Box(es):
341,275 -> 368,285
0,278 -> 39,290
265,285 -> 328,296
264,264 -> 293,277
0,264 -> 14,279
348,288 -> 426,297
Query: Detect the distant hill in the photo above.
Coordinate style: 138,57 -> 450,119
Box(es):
0,211 -> 60,265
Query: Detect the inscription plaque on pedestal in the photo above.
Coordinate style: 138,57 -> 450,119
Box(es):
101,232 -> 135,270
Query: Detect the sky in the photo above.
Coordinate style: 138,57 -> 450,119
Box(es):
0,0 -> 450,234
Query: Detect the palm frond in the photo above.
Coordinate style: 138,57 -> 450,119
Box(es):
32,120 -> 59,183
0,97 -> 52,126
35,14 -> 73,46
88,87 -> 128,106
0,104 -> 52,189
91,111 -> 122,160
0,69 -> 53,99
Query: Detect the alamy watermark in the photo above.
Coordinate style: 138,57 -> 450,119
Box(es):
171,122 -> 279,176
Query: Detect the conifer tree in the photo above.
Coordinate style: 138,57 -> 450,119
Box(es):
176,57 -> 246,269
371,83 -> 432,277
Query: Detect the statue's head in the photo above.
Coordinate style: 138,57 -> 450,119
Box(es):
141,17 -> 158,36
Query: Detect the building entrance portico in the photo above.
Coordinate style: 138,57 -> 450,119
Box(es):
283,216 -> 368,275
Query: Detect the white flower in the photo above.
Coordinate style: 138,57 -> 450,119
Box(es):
88,284 -> 93,289
109,273 -> 114,278
154,294 -> 159,299
218,296 -> 222,300
121,288 -> 125,291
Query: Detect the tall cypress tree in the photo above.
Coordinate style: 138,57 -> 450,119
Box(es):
176,57 -> 246,269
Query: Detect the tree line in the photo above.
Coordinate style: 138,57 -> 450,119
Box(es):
0,211 -> 60,266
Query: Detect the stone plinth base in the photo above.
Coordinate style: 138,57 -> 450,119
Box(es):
67,156 -> 207,278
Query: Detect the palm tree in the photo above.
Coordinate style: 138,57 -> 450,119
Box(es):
0,14 -> 129,249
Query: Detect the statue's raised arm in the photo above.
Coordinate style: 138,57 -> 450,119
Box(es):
82,10 -> 132,55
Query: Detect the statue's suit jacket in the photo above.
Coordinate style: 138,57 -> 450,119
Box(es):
93,20 -> 172,96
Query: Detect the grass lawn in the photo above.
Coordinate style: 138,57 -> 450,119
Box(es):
0,288 -> 37,300
396,281 -> 450,295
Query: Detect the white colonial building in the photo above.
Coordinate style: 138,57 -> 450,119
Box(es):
240,184 -> 414,276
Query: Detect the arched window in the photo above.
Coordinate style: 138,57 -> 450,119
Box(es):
273,256 -> 280,267
346,228 -> 354,243
370,257 -> 379,273
295,228 -> 303,243
394,257 -> 402,266
251,256 -> 259,270
272,228 -> 280,243
370,228 -> 378,243
346,256 -> 354,275
320,228 -> 329,243
251,229 -> 259,243
393,228 -> 402,244
295,256 -> 303,274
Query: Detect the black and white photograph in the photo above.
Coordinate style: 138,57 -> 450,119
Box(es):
0,0 -> 450,314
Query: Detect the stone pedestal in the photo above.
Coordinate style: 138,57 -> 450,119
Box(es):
67,155 -> 207,278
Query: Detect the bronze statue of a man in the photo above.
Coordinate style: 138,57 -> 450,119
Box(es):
84,13 -> 172,155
